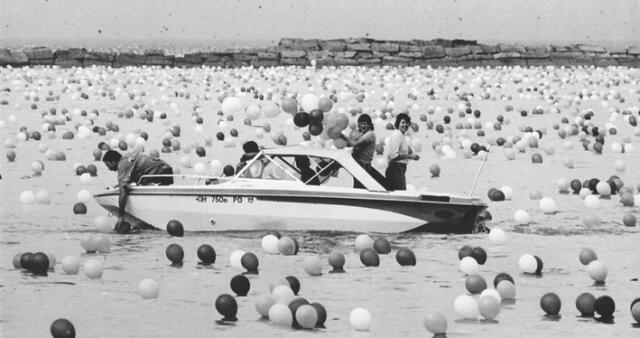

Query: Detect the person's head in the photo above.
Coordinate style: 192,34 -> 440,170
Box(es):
102,150 -> 122,171
394,113 -> 411,133
357,114 -> 373,132
243,141 -> 259,154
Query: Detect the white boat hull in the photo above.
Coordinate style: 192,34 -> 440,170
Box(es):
94,183 -> 488,234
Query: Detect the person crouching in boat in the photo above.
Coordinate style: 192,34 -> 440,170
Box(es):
386,113 -> 419,191
102,150 -> 174,233
236,140 -> 260,173
342,114 -> 387,189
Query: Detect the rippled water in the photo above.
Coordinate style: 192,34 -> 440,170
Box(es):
1,65 -> 639,337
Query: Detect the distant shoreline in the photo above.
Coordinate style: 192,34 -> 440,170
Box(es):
2,38 -> 639,68
1,37 -> 637,52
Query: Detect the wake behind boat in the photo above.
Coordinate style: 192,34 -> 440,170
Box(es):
94,146 -> 490,234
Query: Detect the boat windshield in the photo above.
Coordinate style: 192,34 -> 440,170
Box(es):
236,153 -> 356,188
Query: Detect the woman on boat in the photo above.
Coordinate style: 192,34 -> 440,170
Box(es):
343,114 -> 386,189
386,113 -> 419,191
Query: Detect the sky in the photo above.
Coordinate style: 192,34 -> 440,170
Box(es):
1,0 -> 639,47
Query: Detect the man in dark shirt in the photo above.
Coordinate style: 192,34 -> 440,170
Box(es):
103,150 -> 173,233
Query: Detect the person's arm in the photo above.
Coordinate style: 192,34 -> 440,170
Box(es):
346,130 -> 374,147
116,161 -> 133,222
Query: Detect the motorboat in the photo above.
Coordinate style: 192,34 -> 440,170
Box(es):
94,145 -> 490,234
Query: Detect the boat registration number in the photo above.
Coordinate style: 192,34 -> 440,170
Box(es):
195,195 -> 254,204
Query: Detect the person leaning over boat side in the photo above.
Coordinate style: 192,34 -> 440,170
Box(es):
102,150 -> 174,233
342,113 -> 385,189
385,113 -> 419,191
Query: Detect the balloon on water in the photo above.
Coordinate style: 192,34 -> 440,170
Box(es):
576,292 -> 596,317
460,256 -> 479,275
83,259 -> 103,279
396,248 -> 416,266
165,244 -> 184,265
496,280 -> 516,300
540,292 -> 561,315
73,202 -> 87,214
269,302 -> 293,326
288,297 -> 309,328
261,234 -> 280,254
631,298 -> 640,323
286,276 -> 301,295
229,250 -> 246,269
458,245 -> 473,260
360,248 -> 380,267
215,294 -> 238,321
328,250 -> 346,272
355,234 -> 373,251
539,197 -> 557,214
255,293 -> 276,318
471,246 -> 487,265
296,304 -> 318,329
454,294 -> 479,319
488,227 -> 507,245
241,252 -> 259,274
481,288 -> 502,302
19,190 -> 36,204
586,260 -> 607,283
594,295 -> 615,320
349,307 -> 372,331
272,285 -> 295,304
465,274 -> 488,294
478,294 -> 501,320
61,255 -> 81,274
197,244 -> 216,265
138,278 -> 160,299
230,274 -> 250,296
423,310 -> 447,335
579,248 -> 597,265
277,236 -> 297,255
303,255 -> 322,276
518,254 -> 538,274
50,318 -> 76,338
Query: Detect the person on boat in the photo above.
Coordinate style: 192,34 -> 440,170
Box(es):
295,156 -> 320,185
102,150 -> 174,233
386,113 -> 419,191
236,140 -> 260,173
342,113 -> 386,189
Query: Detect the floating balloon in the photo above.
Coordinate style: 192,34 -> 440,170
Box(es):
138,279 -> 160,299
229,250 -> 246,269
488,228 -> 507,245
478,295 -> 501,319
454,294 -> 479,319
83,259 -> 103,279
303,255 -> 322,276
396,248 -> 416,266
587,260 -> 607,283
50,318 -> 75,338
496,280 -> 516,300
460,256 -> 479,275
328,250 -> 346,272
423,311 -> 447,335
269,302 -> 293,326
540,292 -> 561,315
349,307 -> 372,331
261,234 -> 280,254
255,293 -> 276,318
215,294 -> 238,321
230,274 -> 250,296
576,292 -> 595,317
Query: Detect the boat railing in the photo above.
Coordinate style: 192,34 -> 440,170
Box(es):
136,174 -> 233,186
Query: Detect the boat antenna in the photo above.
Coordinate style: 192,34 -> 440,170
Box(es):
468,146 -> 490,196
